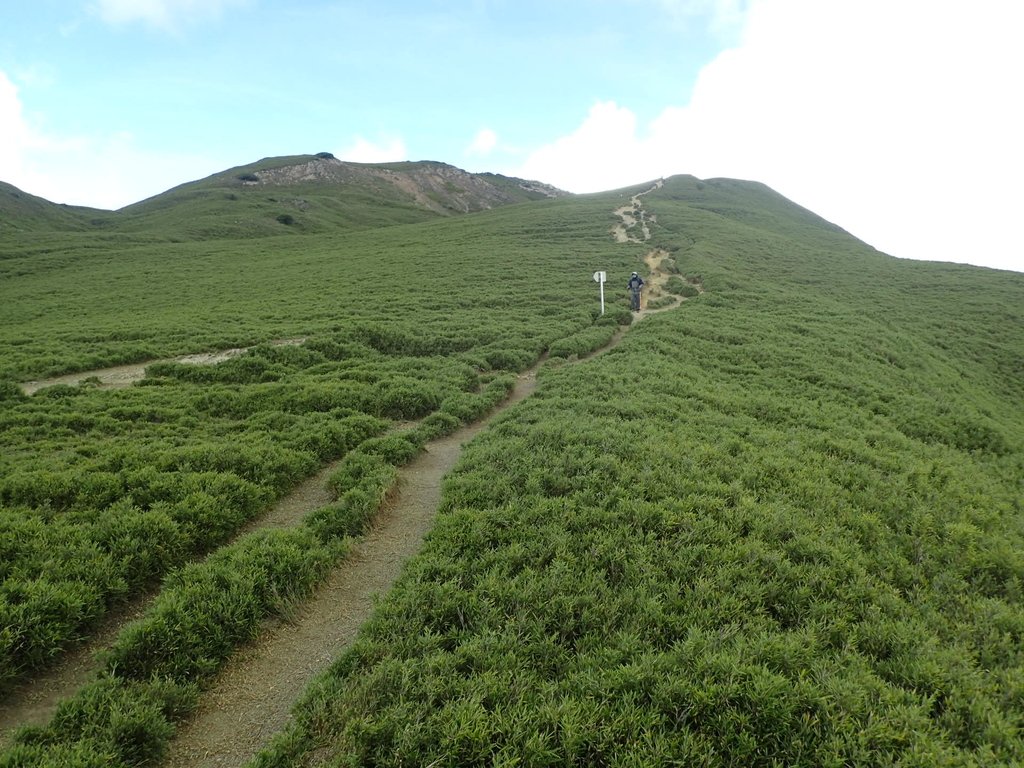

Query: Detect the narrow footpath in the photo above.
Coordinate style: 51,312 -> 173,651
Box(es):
0,449 -> 342,744
162,368 -> 543,767
19,338 -> 306,395
3,187 -> 697,764
161,227 -> 691,768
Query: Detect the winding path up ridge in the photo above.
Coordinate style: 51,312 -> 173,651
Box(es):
161,199 -> 692,768
2,188 -> 698,762
611,178 -> 663,244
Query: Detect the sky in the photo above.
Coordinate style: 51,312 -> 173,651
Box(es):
1,0 -> 1022,272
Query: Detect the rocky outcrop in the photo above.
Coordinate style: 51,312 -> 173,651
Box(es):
241,157 -> 567,214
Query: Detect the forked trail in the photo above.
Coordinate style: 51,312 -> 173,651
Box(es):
162,366 -> 542,766
163,225 -> 693,768
0,449 -> 345,743
163,280 -> 692,765
3,188 -> 697,764
163,308 -> 687,767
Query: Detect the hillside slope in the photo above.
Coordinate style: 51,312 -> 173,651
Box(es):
0,155 -> 567,241
1,170 -> 1022,766
251,176 -> 1024,767
0,182 -> 113,234
117,155 -> 568,239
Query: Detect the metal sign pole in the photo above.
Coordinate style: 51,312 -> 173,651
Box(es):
592,271 -> 607,314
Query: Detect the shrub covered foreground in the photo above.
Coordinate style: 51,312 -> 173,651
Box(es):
255,178 -> 1024,766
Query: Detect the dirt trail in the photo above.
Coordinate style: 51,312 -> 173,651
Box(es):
609,179 -> 700,312
0,450 -> 344,744
3,191 -> 695,762
611,178 -> 663,243
19,338 -> 306,395
159,218 -> 693,767
159,368 -> 543,767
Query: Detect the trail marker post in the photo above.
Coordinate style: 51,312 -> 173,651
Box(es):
593,270 -> 607,315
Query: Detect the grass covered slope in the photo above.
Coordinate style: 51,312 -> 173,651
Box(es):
0,182 -> 112,233
1,155 -> 563,243
0,192 -> 611,382
0,190 -> 641,694
2,168 -> 1021,766
257,178 -> 1024,766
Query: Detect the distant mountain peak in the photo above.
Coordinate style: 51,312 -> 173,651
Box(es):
222,155 -> 567,215
0,154 -> 573,239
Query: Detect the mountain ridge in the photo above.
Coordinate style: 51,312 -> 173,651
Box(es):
0,181 -> 113,233
0,155 -> 569,239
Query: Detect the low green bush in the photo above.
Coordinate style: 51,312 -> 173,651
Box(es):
595,306 -> 633,326
102,528 -> 334,682
326,452 -> 394,499
548,326 -> 616,359
355,434 -> 424,465
482,347 -> 536,372
0,380 -> 25,402
6,677 -> 193,767
664,275 -> 699,297
437,391 -> 486,422
414,411 -> 462,439
646,295 -> 677,309
371,377 -> 442,419
91,503 -> 184,586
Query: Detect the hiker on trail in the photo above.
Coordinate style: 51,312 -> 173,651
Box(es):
627,271 -> 645,311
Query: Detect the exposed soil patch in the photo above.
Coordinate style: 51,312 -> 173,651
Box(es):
611,205 -> 637,243
610,179 -> 662,243
641,248 -> 673,305
249,158 -> 566,214
19,338 -> 306,395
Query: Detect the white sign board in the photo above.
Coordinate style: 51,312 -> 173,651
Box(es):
593,271 -> 607,283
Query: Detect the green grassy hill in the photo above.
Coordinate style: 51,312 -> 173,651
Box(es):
1,154 -> 564,244
250,177 -> 1023,767
0,182 -> 113,233
117,155 -> 567,240
1,165 -> 1021,766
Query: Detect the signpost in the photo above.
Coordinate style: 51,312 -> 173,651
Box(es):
593,270 -> 607,315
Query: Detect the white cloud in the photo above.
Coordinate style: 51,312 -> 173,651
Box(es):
92,0 -> 248,32
0,69 -> 219,209
515,102 -> 653,192
515,0 -> 1024,272
0,71 -> 84,194
467,128 -> 499,157
0,72 -> 31,175
339,136 -> 408,164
